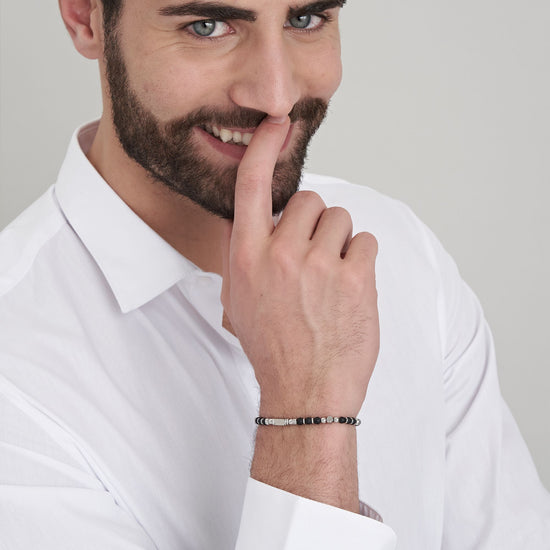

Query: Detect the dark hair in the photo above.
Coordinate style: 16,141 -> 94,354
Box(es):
101,0 -> 123,33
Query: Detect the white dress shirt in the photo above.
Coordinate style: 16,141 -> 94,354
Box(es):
0,121 -> 548,549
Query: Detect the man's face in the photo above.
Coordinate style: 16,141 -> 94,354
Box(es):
102,0 -> 344,219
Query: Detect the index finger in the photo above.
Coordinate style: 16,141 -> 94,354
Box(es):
232,115 -> 291,243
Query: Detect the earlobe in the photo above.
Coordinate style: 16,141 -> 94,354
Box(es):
59,0 -> 103,60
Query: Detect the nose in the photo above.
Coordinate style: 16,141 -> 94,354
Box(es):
228,33 -> 302,119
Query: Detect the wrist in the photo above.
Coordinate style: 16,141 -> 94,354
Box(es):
251,421 -> 360,512
259,395 -> 361,420
258,376 -> 366,419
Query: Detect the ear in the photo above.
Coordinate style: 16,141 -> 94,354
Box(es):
59,0 -> 103,60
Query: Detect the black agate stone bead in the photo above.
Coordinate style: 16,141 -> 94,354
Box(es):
314,417 -> 322,424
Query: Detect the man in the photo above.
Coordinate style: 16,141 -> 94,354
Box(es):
0,0 -> 548,548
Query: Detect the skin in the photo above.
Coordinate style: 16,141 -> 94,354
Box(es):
60,0 -> 379,514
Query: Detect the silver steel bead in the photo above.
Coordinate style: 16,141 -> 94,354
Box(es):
321,417 -> 327,423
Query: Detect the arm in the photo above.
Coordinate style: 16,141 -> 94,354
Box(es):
427,226 -> 550,549
221,117 -> 396,548
0,392 -> 158,550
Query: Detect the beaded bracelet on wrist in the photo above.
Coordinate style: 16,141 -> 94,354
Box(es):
255,415 -> 361,427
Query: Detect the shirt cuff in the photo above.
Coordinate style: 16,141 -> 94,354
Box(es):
235,478 -> 397,550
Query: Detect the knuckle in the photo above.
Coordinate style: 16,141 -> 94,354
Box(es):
287,190 -> 326,210
326,206 -> 352,224
320,207 -> 353,234
231,247 -> 255,274
340,267 -> 367,294
236,163 -> 265,185
348,231 -> 378,260
357,231 -> 378,254
236,172 -> 263,189
306,248 -> 333,275
269,241 -> 298,275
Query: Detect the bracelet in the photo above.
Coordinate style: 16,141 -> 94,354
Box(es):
255,415 -> 361,427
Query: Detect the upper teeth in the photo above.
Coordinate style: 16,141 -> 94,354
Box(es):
205,125 -> 254,146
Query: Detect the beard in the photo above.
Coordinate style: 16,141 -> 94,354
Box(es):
103,27 -> 329,220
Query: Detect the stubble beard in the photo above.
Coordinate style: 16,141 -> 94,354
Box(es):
103,26 -> 329,220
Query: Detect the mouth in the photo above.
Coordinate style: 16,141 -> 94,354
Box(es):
200,124 -> 256,146
196,122 -> 294,161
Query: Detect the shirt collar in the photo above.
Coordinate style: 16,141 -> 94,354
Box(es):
54,121 -> 196,313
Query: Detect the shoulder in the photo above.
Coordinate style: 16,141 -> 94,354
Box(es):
301,172 -> 396,205
0,187 -> 67,298
301,173 -> 437,258
300,173 -> 462,302
302,173 -> 422,227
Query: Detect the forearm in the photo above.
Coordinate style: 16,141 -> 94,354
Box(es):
222,116 -> 376,520
251,419 -> 360,513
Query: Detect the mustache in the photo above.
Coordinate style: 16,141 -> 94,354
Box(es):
165,97 -> 328,137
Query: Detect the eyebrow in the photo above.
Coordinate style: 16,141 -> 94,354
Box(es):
158,0 -> 347,21
158,2 -> 256,21
288,0 -> 347,20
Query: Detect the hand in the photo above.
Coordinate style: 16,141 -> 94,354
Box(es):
220,116 -> 379,417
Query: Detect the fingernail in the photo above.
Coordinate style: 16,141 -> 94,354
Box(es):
266,115 -> 289,125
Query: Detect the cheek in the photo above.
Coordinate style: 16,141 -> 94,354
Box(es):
133,58 -> 227,121
124,29 -> 233,122
323,54 -> 343,97
300,43 -> 343,100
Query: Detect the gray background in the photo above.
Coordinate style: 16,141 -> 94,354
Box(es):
1,2 -> 548,488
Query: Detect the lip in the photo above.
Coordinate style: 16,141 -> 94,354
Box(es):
195,123 -> 295,162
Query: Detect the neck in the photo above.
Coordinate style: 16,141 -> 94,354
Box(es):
86,117 -> 226,276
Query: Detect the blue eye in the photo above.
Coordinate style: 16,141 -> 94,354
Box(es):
289,15 -> 312,29
285,14 -> 324,31
192,20 -> 217,36
187,20 -> 233,38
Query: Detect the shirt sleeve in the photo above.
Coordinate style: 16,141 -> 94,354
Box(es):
235,478 -> 397,549
427,226 -> 550,549
0,392 -> 158,550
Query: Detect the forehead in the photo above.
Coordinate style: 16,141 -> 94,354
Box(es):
137,0 -> 346,18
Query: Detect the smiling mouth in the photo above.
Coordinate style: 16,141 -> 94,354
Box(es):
201,124 -> 255,146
